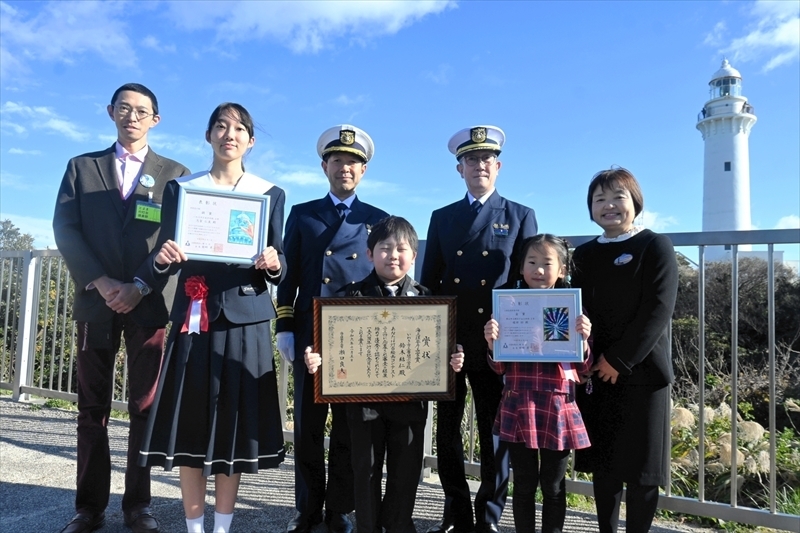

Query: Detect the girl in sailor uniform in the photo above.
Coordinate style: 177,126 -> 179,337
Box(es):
138,103 -> 286,533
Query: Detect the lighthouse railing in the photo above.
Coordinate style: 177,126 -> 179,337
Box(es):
1,227 -> 799,530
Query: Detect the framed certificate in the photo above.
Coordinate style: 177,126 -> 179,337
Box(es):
175,187 -> 270,264
312,296 -> 457,403
492,288 -> 584,363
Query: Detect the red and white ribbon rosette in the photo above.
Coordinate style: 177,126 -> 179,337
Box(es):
181,275 -> 209,334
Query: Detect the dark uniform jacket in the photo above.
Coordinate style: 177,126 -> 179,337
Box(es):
276,195 -> 389,338
346,271 -> 430,423
53,144 -> 190,327
420,190 -> 538,337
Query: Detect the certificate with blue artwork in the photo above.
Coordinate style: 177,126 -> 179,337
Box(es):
491,288 -> 584,363
175,187 -> 270,264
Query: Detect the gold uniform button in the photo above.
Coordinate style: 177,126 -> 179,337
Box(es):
325,250 -> 332,256
351,253 -> 358,259
323,278 -> 331,284
478,308 -> 484,314
454,278 -> 460,284
481,279 -> 486,286
456,250 -> 463,256
482,251 -> 489,256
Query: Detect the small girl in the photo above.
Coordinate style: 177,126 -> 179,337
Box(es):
137,103 -> 286,533
455,234 -> 592,533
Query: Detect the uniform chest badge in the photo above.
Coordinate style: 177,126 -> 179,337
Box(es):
614,253 -> 633,265
139,174 -> 155,188
366,224 -> 372,235
493,223 -> 509,237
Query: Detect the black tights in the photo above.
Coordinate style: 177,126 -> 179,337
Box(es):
593,473 -> 660,533
507,444 -> 570,533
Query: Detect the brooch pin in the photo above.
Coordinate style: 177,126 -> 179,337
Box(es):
614,253 -> 633,265
139,174 -> 155,188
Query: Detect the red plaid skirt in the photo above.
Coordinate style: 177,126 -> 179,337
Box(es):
493,389 -> 591,451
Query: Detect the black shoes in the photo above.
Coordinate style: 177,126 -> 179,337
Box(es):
59,512 -> 106,533
286,511 -> 323,533
124,507 -> 160,533
324,511 -> 354,533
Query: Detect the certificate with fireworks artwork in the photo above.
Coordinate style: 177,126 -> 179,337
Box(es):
175,187 -> 270,264
491,288 -> 584,363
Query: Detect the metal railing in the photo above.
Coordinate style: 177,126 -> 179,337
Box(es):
2,228 -> 799,530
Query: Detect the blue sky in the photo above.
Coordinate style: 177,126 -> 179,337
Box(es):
1,0 -> 798,257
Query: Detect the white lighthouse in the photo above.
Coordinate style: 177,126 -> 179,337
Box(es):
696,59 -> 757,260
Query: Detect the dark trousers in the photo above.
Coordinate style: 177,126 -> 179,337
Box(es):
593,473 -> 660,533
347,405 -> 425,533
292,333 -> 354,520
506,444 -> 570,533
75,316 -> 165,515
434,336 -> 507,529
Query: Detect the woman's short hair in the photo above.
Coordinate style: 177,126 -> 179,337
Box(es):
586,167 -> 644,220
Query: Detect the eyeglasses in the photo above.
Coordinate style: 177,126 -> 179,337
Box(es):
462,153 -> 497,167
113,104 -> 155,120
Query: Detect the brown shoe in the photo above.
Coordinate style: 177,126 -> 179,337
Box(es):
124,507 -> 160,533
59,512 -> 105,533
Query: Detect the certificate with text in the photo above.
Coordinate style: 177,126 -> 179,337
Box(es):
175,186 -> 270,264
313,296 -> 457,403
492,288 -> 584,363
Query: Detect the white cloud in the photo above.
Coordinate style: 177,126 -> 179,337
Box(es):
0,212 -> 56,249
142,35 -> 176,53
147,132 -> 206,156
775,215 -> 800,229
0,101 -> 88,141
424,63 -> 453,85
724,0 -> 800,72
0,170 -> 31,191
7,148 -> 42,155
276,170 -> 328,186
164,0 -> 455,53
638,210 -> 678,231
334,94 -> 367,106
704,21 -> 727,47
1,121 -> 26,135
0,0 -> 137,77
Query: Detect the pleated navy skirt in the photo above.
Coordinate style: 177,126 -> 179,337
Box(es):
139,314 -> 285,476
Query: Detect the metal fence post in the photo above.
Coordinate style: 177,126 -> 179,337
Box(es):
12,251 -> 36,401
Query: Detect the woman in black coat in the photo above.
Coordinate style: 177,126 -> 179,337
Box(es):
572,168 -> 678,533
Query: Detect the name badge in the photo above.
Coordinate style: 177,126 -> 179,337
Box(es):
493,223 -> 510,237
134,201 -> 161,223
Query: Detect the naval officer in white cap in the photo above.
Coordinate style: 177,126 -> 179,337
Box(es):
275,125 -> 389,533
420,125 -> 538,533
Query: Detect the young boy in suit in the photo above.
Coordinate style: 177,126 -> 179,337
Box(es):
304,216 -> 463,533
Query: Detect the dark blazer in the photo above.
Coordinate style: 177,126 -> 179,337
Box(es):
275,195 -> 389,336
145,173 -> 286,325
420,190 -> 538,337
346,271 -> 430,423
53,144 -> 190,327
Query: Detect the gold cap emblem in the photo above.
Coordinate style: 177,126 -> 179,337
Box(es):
340,130 -> 355,145
471,127 -> 487,143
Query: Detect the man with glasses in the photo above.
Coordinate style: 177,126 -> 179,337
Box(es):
421,126 -> 538,533
276,125 -> 389,533
53,83 -> 189,533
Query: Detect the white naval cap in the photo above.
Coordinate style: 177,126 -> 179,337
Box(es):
317,124 -> 374,162
447,125 -> 505,158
